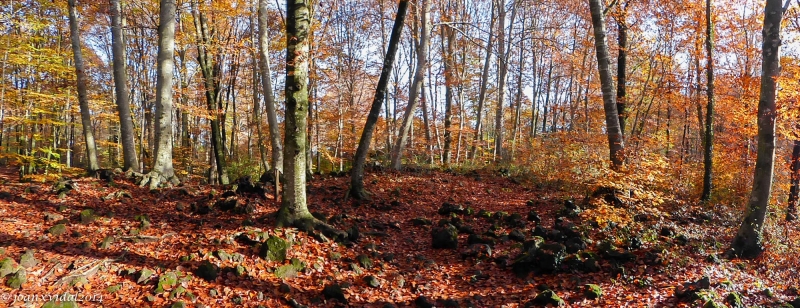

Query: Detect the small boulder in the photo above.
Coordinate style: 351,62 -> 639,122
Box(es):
19,250 -> 37,268
525,289 -> 564,307
356,254 -> 373,269
411,217 -> 432,226
6,268 -> 26,289
583,284 -> 603,299
322,284 -> 346,303
48,224 -> 67,237
415,296 -> 435,308
527,211 -> 541,223
509,229 -> 526,242
196,261 -> 219,282
726,292 -> 744,308
460,244 -> 492,260
438,202 -> 465,216
0,258 -> 19,278
259,236 -> 288,262
363,275 -> 381,288
431,224 -> 459,249
79,209 -> 96,224
43,212 -> 64,222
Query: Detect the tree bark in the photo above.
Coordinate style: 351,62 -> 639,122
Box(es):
787,140 -> 800,221
109,0 -> 139,172
587,0 -> 625,168
469,0 -> 495,161
191,0 -> 229,185
259,0 -> 284,173
390,0 -> 430,170
441,5 -> 455,165
140,0 -> 179,189
701,0 -> 715,202
67,0 -> 100,173
349,0 -> 409,199
730,0 -> 783,259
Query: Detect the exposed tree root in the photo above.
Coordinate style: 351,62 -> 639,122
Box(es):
137,171 -> 179,190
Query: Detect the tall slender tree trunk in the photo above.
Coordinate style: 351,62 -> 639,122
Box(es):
701,0 -> 715,202
587,0 -> 625,168
469,0 -> 495,161
259,0 -> 284,173
191,1 -> 229,185
730,0 -> 784,259
616,2 -> 628,137
349,0 -> 409,199
110,0 -> 139,172
67,0 -> 100,173
441,6 -> 455,165
250,6 -> 267,171
140,0 -> 178,189
390,0 -> 430,170
787,139 -> 800,221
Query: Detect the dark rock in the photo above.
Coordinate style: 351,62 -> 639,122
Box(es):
431,224 -> 459,249
235,176 -> 266,195
565,237 -> 586,254
322,284 -> 347,303
477,210 -> 492,219
357,254 -> 373,269
527,211 -> 541,223
460,244 -> 492,260
509,229 -> 526,242
726,292 -> 744,308
235,233 -> 260,247
512,242 -> 566,277
523,237 -> 545,252
584,284 -> 603,299
676,234 -> 689,245
505,213 -> 526,228
415,296 -> 435,308
215,197 -> 238,211
533,226 -> 547,237
555,221 -> 580,239
438,298 -> 460,307
634,213 -> 653,222
347,225 -> 360,242
0,192 -> 11,200
458,225 -> 475,234
545,229 -> 565,242
363,275 -> 380,288
494,211 -> 509,221
438,202 -> 465,215
626,236 -> 643,250
381,253 -> 394,262
80,209 -> 96,224
675,276 -> 711,302
196,261 -> 218,282
525,290 -> 564,307
467,234 -> 495,246
660,226 -> 675,237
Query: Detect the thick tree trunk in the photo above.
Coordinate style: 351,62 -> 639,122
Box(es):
67,0 -> 100,173
469,0 -> 495,161
110,0 -> 139,172
259,0 -> 284,173
587,0 -> 625,168
730,0 -> 783,259
278,0 -> 345,239
701,0 -> 715,202
390,0 -> 430,170
140,0 -> 179,189
349,0 -> 409,199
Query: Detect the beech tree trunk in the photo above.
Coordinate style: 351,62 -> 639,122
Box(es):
701,0 -> 715,202
730,0 -> 784,259
191,0 -> 229,185
110,0 -> 139,172
259,0 -> 284,173
390,0 -> 430,170
140,0 -> 178,189
787,140 -> 800,221
349,0 -> 409,199
67,0 -> 100,173
469,0 -> 495,161
587,0 -> 625,168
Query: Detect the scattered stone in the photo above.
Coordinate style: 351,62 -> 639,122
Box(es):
215,197 -> 238,212
477,210 -> 493,219
660,226 -> 675,237
347,225 -> 360,242
438,202 -> 465,215
259,236 -> 288,262
512,242 -> 566,277
584,284 -> 603,299
43,212 -> 64,222
279,283 -> 292,293
171,301 -> 186,308
509,229 -> 526,242
322,284 -> 346,303
675,276 -> 711,302
7,268 -> 26,289
565,237 -> 587,254
137,268 -> 155,284
726,292 -> 744,308
415,296 -> 435,308
458,225 -> 475,234
527,211 -> 541,223
48,224 -> 67,236
525,289 -> 564,307
79,209 -> 96,224
0,258 -> 19,278
411,217 -> 432,226
19,250 -> 37,268
676,234 -> 689,245
356,254 -> 373,269
467,234 -> 496,246
275,264 -> 298,279
363,275 -> 381,288
215,250 -> 231,262
431,224 -> 459,249
460,244 -> 492,260
155,272 -> 179,293
196,261 -> 219,282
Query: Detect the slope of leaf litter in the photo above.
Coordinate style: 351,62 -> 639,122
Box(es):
0,167 -> 797,307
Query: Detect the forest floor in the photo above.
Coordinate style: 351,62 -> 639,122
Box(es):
0,166 -> 798,307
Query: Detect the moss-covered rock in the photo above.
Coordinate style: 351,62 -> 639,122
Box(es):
525,289 -> 564,307
259,236 -> 288,262
363,275 -> 380,288
6,268 -> 26,289
170,301 -> 186,308
19,250 -> 37,268
106,285 -> 121,293
155,272 -> 178,293
0,257 -> 17,278
79,209 -> 96,224
322,284 -> 346,303
48,224 -> 67,236
196,261 -> 218,282
703,300 -> 726,308
136,268 -> 154,284
99,236 -> 114,249
411,217 -> 432,226
356,254 -> 373,269
583,284 -> 603,299
274,264 -> 297,279
725,292 -> 744,308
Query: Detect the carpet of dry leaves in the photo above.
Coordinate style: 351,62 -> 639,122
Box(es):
0,166 -> 798,308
